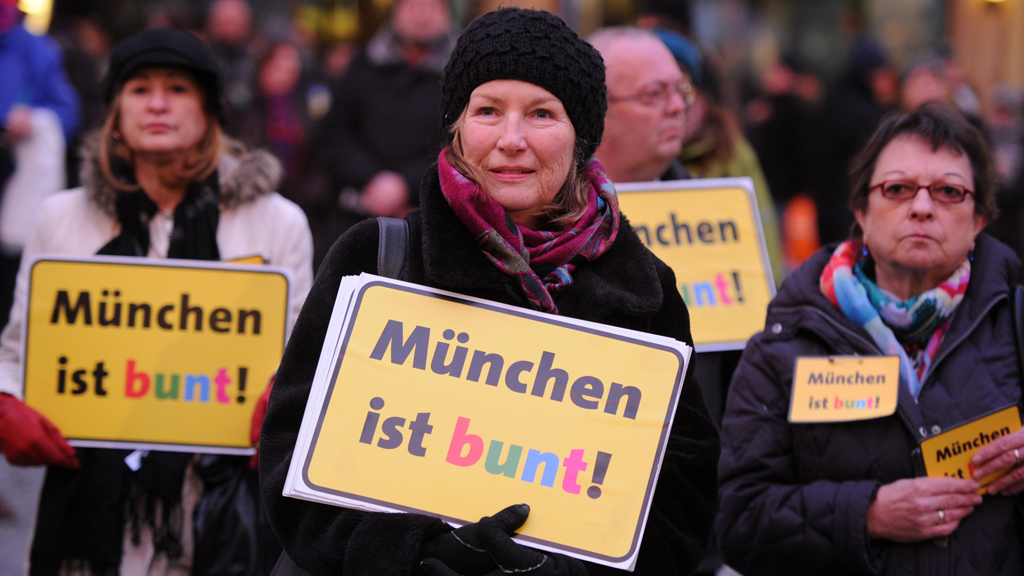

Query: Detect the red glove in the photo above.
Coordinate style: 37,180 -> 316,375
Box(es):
250,375 -> 274,470
0,393 -> 79,469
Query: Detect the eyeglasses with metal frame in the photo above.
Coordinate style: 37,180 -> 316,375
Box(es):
608,81 -> 696,108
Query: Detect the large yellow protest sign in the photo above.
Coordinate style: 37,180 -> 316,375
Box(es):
919,406 -> 1022,491
295,279 -> 688,568
617,178 -> 775,350
23,257 -> 289,453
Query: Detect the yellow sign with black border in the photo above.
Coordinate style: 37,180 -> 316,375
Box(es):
292,278 -> 690,569
22,256 -> 290,453
616,178 -> 775,351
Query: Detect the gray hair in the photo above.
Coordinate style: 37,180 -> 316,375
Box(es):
587,26 -> 664,57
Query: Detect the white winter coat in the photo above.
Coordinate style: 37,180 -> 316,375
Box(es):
0,141 -> 314,399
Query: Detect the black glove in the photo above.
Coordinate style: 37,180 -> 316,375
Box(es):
420,504 -> 588,576
419,504 -> 530,575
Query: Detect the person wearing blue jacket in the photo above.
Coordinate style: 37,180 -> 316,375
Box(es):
0,9 -> 80,145
0,3 -> 81,328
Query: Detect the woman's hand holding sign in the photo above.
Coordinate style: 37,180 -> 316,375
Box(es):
0,393 -> 79,469
971,426 -> 1024,495
419,504 -> 587,576
866,477 -> 981,542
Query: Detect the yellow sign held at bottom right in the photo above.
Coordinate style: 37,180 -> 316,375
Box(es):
919,405 -> 1022,490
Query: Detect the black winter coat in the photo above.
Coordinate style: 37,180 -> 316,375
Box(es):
260,165 -> 720,576
717,233 -> 1024,575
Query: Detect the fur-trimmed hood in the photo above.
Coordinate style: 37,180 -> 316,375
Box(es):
79,134 -> 283,216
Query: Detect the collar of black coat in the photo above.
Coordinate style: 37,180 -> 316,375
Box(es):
79,132 -> 283,217
416,162 -> 666,318
768,232 -> 1022,344
660,159 -> 692,181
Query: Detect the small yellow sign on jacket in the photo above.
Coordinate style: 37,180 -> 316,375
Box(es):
616,178 -> 775,351
789,356 -> 900,423
919,406 -> 1022,490
23,257 -> 289,453
301,281 -> 687,566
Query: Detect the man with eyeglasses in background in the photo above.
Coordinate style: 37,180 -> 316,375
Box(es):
590,27 -> 693,183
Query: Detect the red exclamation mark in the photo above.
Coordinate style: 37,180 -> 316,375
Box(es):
587,452 -> 612,499
236,367 -> 247,404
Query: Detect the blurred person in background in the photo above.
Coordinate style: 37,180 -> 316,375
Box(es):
987,85 -> 1024,260
234,40 -> 323,210
589,27 -> 690,182
207,0 -> 258,135
635,0 -> 691,35
900,56 -> 951,113
746,56 -> 813,212
312,0 -> 456,267
0,0 -> 80,331
807,37 -> 897,246
0,28 -> 313,575
323,41 -> 356,80
719,103 -> 1022,575
49,0 -> 111,190
940,45 -> 983,123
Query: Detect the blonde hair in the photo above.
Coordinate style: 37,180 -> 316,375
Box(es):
444,105 -> 592,228
98,89 -> 224,192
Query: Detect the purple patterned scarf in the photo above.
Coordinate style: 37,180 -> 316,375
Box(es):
438,150 -> 620,314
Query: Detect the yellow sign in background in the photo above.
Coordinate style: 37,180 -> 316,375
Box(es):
617,178 -> 775,350
919,406 -> 1022,490
303,282 -> 686,564
24,258 -> 289,452
789,356 -> 900,423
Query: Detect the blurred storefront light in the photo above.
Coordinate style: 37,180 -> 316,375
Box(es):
18,0 -> 52,35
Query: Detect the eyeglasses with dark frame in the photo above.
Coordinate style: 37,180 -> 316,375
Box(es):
608,81 -> 696,109
869,180 -> 975,204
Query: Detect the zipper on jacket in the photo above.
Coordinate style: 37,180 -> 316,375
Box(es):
917,293 -> 1008,392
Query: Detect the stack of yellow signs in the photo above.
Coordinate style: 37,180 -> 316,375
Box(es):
283,274 -> 692,570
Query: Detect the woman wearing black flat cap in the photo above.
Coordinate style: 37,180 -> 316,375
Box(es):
260,8 -> 719,576
0,27 -> 313,574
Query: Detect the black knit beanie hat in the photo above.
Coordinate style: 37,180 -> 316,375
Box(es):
102,28 -> 226,125
441,8 -> 607,160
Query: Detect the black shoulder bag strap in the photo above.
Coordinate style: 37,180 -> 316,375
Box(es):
270,218 -> 409,576
376,216 -> 409,279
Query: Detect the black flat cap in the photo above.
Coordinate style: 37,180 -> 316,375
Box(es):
102,27 -> 225,125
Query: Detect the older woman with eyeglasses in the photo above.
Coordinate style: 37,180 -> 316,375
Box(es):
717,103 -> 1024,575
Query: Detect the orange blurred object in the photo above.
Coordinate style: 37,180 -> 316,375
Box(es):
783,194 -> 821,272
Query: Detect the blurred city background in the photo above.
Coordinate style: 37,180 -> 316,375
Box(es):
4,0 -> 1024,573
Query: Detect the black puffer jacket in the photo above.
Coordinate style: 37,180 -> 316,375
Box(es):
717,233 -> 1024,575
260,164 -> 720,576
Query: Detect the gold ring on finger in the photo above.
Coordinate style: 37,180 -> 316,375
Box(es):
1015,448 -> 1021,467
938,509 -> 946,524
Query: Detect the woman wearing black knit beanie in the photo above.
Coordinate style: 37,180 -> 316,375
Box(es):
260,8 -> 719,576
